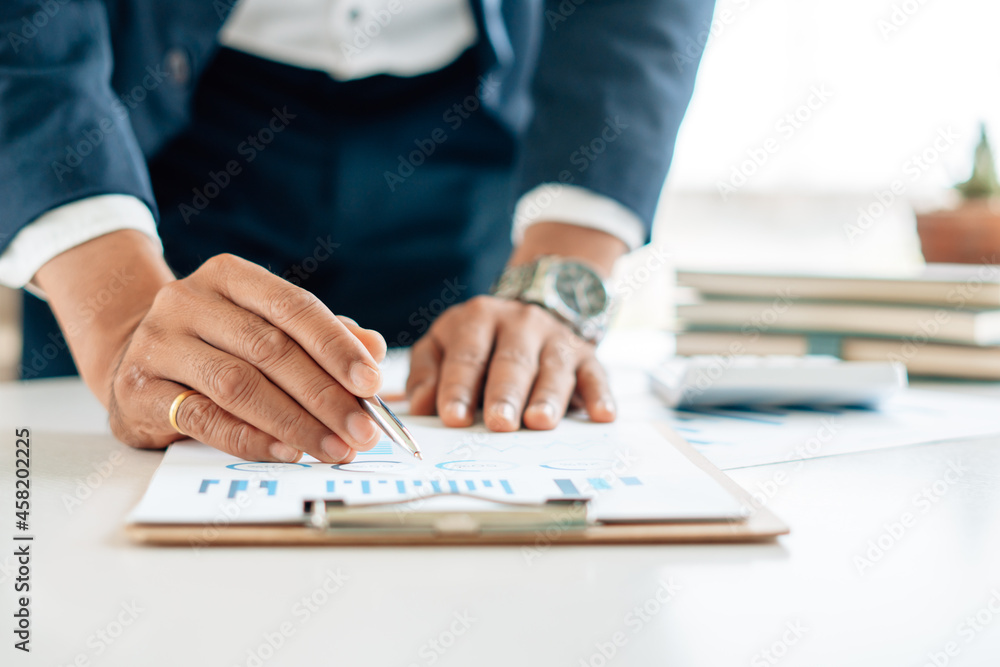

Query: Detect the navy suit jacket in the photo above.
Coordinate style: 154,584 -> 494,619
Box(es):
0,0 -> 714,256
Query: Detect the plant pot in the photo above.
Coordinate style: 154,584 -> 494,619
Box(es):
916,198 -> 1000,264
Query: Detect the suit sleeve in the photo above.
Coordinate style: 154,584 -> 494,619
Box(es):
515,0 -> 716,240
0,0 -> 157,256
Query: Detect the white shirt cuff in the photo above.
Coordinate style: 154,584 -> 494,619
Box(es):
512,184 -> 647,251
0,195 -> 162,294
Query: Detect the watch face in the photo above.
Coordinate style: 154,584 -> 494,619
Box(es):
552,262 -> 609,317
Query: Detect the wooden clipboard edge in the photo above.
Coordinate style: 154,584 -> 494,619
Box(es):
125,422 -> 789,546
651,422 -> 790,539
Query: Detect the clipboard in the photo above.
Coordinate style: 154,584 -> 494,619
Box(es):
125,425 -> 789,546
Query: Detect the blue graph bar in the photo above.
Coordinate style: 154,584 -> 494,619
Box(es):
500,480 -> 513,495
414,480 -> 423,486
448,480 -> 459,493
483,480 -> 493,488
361,480 -> 371,494
431,481 -> 442,493
620,476 -> 642,486
378,480 -> 387,484
465,480 -> 476,491
326,481 -> 336,493
554,479 -> 579,495
227,480 -> 247,498
396,481 -> 406,493
259,480 -> 277,496
198,479 -> 218,494
678,408 -> 782,425
588,478 -> 611,490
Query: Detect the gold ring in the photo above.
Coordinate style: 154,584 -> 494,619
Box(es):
169,389 -> 200,436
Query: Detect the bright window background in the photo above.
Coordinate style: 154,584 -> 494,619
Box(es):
614,0 -> 1000,328
668,0 -> 1000,195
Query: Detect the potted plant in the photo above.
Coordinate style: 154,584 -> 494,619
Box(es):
917,123 -> 1000,264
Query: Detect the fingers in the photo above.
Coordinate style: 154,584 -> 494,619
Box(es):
186,297 -> 381,453
575,356 -> 617,423
435,314 -> 495,427
109,370 -> 303,463
406,336 -> 442,416
152,333 -> 356,463
406,295 -> 618,430
203,254 -> 382,397
523,339 -> 579,430
482,309 -> 547,431
165,382 -> 302,462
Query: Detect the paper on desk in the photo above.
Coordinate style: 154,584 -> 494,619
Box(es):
663,389 -> 1000,470
128,417 -> 743,525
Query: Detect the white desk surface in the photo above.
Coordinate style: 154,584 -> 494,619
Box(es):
2,368 -> 999,666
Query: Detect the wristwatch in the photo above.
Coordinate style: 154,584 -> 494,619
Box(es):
492,256 -> 612,344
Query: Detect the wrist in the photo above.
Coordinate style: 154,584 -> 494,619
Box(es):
34,230 -> 174,404
507,222 -> 627,278
493,253 -> 613,345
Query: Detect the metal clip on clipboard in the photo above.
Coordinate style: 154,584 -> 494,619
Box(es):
305,494 -> 591,537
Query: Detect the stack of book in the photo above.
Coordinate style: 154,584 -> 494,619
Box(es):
675,265 -> 1000,380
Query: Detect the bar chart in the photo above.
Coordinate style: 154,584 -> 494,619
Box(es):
196,474 -> 646,503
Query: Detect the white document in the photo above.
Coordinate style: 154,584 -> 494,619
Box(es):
128,417 -> 743,525
664,389 -> 1000,470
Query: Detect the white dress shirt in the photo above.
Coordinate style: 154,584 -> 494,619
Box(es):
0,0 -> 644,290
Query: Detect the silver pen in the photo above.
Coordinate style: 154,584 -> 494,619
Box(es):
357,395 -> 423,460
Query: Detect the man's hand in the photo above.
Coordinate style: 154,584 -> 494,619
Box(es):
36,233 -> 386,463
107,254 -> 387,462
405,222 -> 627,431
406,295 -> 616,431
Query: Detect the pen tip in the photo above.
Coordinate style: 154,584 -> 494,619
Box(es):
414,452 -> 423,460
